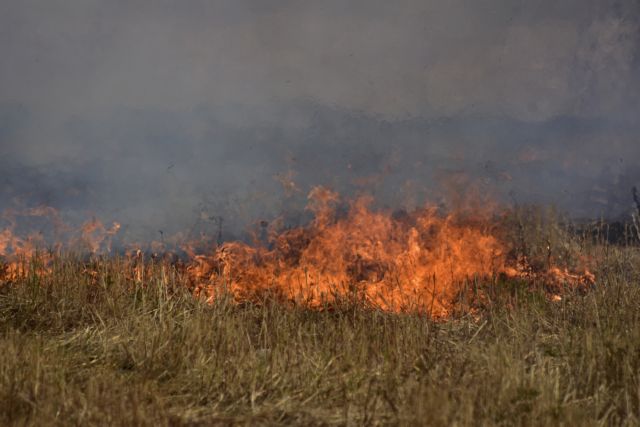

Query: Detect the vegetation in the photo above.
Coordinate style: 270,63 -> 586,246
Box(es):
0,211 -> 639,426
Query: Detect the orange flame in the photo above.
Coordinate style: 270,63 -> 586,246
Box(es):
79,218 -> 121,253
0,191 -> 595,318
0,207 -> 121,282
188,187 -> 594,317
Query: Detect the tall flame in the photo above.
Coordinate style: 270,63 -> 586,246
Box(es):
188,187 -> 592,317
1,190 -> 595,318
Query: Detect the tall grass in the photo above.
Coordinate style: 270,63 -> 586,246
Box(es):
0,212 -> 639,426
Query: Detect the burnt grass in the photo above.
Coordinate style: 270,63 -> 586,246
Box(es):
1,208 -> 640,426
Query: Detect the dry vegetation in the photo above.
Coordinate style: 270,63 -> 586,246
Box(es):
1,208 -> 639,426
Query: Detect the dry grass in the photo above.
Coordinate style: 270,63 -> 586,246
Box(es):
1,212 -> 639,426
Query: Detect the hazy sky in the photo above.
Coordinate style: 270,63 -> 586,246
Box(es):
1,1 -> 639,238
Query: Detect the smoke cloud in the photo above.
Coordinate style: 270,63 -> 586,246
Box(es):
1,0 -> 639,239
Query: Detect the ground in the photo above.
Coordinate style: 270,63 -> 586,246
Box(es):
0,215 -> 639,426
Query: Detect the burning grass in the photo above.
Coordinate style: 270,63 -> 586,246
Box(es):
187,189 -> 595,318
0,195 -> 638,425
0,243 -> 639,426
1,188 -> 595,319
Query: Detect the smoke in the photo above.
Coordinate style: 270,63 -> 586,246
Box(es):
1,0 -> 639,239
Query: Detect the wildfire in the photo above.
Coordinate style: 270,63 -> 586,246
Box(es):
188,187 -> 594,318
0,190 -> 595,318
0,207 -> 121,282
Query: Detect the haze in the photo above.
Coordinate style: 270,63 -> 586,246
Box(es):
1,1 -> 639,239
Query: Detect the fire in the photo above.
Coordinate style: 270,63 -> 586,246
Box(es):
0,207 -> 53,281
188,187 -> 594,317
0,227 -> 48,281
79,218 -> 121,253
0,190 -> 595,318
0,207 -> 121,282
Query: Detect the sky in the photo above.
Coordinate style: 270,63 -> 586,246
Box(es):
1,0 -> 639,239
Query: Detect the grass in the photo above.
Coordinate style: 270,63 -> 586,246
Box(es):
0,213 -> 640,425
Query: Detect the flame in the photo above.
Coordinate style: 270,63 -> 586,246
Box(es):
0,207 -> 121,282
187,187 -> 594,317
0,190 -> 595,318
79,218 -> 121,253
0,228 -> 48,280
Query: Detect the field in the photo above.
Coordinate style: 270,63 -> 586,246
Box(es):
1,211 -> 640,426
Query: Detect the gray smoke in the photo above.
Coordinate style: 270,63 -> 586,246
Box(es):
1,0 -> 639,240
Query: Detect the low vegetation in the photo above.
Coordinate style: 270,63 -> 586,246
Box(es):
0,209 -> 639,426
